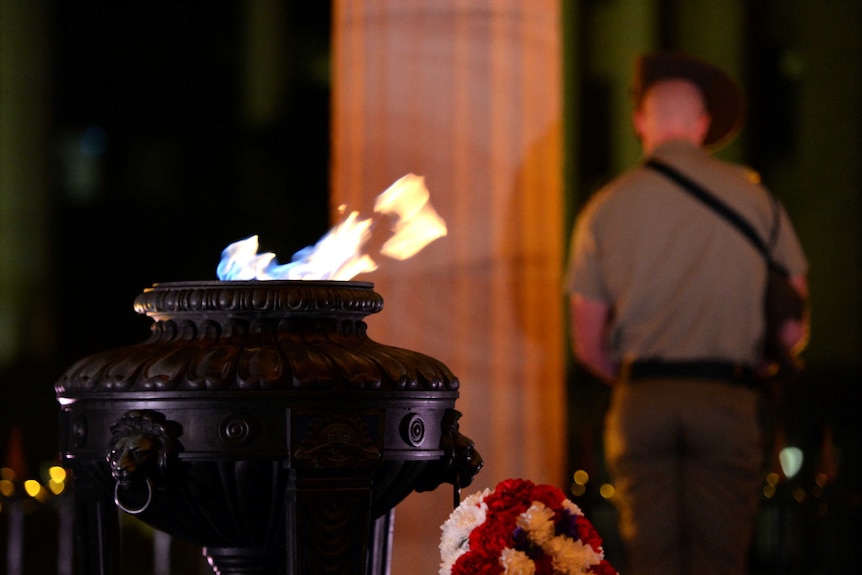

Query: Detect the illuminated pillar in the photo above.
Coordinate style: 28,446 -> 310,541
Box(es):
0,1 -> 52,366
332,1 -> 564,571
792,0 -> 862,363
583,0 -> 746,170
675,0 -> 745,78
584,0 -> 657,171
676,0 -> 746,160
240,0 -> 286,127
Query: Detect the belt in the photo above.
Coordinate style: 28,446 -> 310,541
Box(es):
625,360 -> 759,389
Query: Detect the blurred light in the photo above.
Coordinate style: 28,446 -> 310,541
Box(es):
573,469 -> 589,485
60,128 -> 104,203
762,484 -> 776,498
24,480 -> 43,498
1,467 -> 15,481
570,482 -> 586,497
779,446 -> 804,479
766,472 -> 780,486
792,487 -> 806,503
815,473 -> 828,487
599,483 -> 615,499
48,480 -> 66,495
48,466 -> 67,484
779,49 -> 805,79
80,126 -> 108,157
0,479 -> 14,497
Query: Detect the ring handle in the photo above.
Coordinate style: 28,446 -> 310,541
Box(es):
114,478 -> 153,515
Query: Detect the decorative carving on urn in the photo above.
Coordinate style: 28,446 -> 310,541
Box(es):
294,413 -> 382,469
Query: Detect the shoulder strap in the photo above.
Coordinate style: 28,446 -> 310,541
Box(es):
644,158 -> 772,261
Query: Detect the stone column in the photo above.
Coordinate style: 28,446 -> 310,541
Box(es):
675,0 -> 746,161
332,1 -> 564,571
0,0 -> 53,366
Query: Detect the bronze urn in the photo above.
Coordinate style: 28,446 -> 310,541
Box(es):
56,280 -> 481,574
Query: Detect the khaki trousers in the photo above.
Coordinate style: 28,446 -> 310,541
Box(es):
604,378 -> 763,575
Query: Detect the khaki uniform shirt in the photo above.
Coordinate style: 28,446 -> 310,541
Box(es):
565,140 -> 808,367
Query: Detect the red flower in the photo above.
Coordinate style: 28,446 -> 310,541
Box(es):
452,550 -> 504,575
528,483 -> 566,509
574,515 -> 604,552
589,559 -> 618,575
469,519 -> 511,557
485,479 -> 535,516
533,553 -> 555,574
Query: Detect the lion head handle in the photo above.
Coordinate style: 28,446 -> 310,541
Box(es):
414,409 -> 483,506
106,410 -> 183,514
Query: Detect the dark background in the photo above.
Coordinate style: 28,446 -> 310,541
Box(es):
1,1 -> 332,479
1,1 -> 860,574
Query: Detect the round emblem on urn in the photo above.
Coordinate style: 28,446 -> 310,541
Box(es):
400,413 -> 426,447
218,414 -> 257,446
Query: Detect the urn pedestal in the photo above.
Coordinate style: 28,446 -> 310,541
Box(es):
56,281 -> 481,575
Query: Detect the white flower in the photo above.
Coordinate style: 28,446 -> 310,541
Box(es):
500,548 -> 536,575
562,499 -> 584,517
439,488 -> 491,575
543,535 -> 604,575
517,502 -> 556,546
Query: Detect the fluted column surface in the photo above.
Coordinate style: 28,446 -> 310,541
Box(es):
332,1 -> 564,572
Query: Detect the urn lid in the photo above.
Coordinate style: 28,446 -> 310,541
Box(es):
56,280 -> 459,395
133,280 -> 384,320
